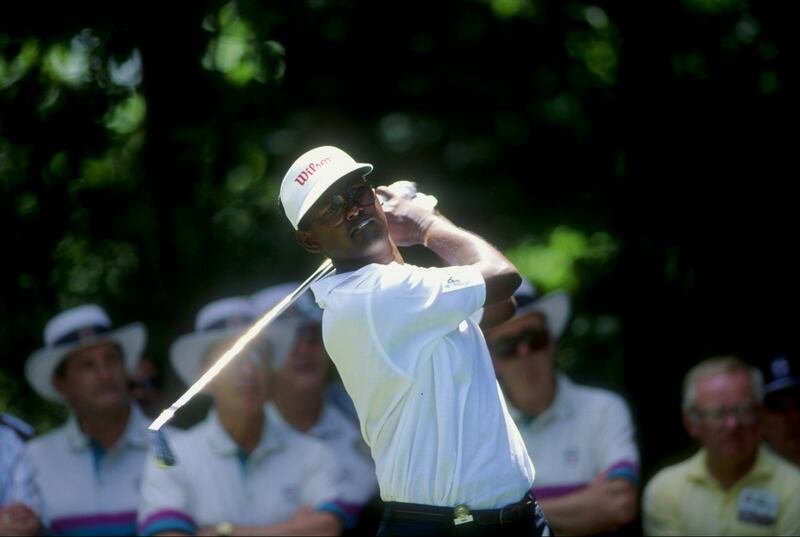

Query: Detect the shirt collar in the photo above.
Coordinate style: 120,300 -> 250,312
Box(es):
65,404 -> 150,451
507,372 -> 574,426
686,444 -> 776,484
550,373 -> 576,418
311,262 -> 388,308
205,405 -> 286,460
308,404 -> 342,440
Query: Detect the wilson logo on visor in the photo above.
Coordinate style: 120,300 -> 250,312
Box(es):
293,156 -> 333,186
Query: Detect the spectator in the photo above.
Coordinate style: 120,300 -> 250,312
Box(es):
128,357 -> 164,419
251,283 -> 380,533
642,356 -> 800,535
24,304 -> 150,535
0,413 -> 42,536
759,355 -> 800,467
138,296 -> 347,536
485,278 -> 639,535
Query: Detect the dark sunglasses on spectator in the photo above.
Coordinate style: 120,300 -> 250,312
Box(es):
488,327 -> 550,359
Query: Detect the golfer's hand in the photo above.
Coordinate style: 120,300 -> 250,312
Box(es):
376,184 -> 437,247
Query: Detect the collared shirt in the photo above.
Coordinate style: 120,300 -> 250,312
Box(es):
26,405 -> 151,536
137,403 -> 346,535
643,445 -> 800,535
266,400 -> 378,525
509,373 -> 640,499
312,262 -> 535,509
0,424 -> 43,514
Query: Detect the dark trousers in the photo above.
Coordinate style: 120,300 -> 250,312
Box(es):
376,492 -> 553,536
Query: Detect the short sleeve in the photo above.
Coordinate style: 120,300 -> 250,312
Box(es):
642,472 -> 682,536
294,438 -> 358,529
374,264 -> 485,344
11,445 -> 43,515
137,435 -> 196,536
3,430 -> 43,515
595,394 -> 640,486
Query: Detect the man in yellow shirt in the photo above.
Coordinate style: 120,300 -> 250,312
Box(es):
642,356 -> 800,535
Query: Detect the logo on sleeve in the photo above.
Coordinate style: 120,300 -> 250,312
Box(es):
443,274 -> 467,293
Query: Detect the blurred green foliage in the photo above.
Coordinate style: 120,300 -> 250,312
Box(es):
0,0 -> 792,477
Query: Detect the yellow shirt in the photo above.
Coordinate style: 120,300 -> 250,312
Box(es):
643,445 -> 800,535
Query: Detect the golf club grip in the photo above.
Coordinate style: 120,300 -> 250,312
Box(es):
148,258 -> 334,432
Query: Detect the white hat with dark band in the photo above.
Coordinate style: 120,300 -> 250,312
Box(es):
170,296 -> 297,386
25,304 -> 146,403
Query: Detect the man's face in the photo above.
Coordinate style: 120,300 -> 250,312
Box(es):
761,389 -> 800,461
53,342 -> 130,415
275,321 -> 330,393
297,175 -> 392,266
206,339 -> 271,414
485,311 -> 556,388
685,371 -> 761,462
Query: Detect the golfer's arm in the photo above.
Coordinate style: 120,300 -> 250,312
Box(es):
423,216 -> 521,305
480,298 -> 517,329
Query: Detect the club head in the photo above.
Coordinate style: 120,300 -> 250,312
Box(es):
150,429 -> 177,468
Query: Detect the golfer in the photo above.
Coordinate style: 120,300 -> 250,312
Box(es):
279,145 -> 552,536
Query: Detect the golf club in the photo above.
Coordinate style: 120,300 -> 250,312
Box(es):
148,257 -> 335,466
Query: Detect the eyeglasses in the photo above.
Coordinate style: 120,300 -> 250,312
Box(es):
488,328 -> 550,359
690,405 -> 760,426
308,180 -> 375,228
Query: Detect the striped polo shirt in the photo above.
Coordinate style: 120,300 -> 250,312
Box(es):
509,373 -> 640,498
26,405 -> 150,536
643,445 -> 800,535
137,403 -> 348,535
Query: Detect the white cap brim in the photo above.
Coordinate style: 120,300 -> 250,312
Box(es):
170,319 -> 298,386
293,163 -> 372,229
514,291 -> 571,339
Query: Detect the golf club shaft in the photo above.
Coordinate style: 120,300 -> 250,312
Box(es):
148,258 -> 335,432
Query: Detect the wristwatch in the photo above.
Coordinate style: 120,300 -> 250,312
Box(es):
216,521 -> 234,536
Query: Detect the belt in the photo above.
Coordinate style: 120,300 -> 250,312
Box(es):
384,492 -> 536,526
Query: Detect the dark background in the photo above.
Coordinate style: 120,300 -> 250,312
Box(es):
1,0 -> 795,501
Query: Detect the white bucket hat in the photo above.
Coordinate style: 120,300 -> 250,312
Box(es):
251,282 -> 323,324
25,304 -> 146,403
512,278 -> 571,340
169,296 -> 296,386
280,145 -> 373,229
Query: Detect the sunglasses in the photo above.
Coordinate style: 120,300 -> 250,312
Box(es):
488,328 -> 551,359
309,180 -> 376,228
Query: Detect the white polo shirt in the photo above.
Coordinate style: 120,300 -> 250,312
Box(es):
137,403 -> 346,535
26,404 -> 150,536
311,261 -> 535,509
509,373 -> 640,499
0,426 -> 42,514
267,400 -> 378,524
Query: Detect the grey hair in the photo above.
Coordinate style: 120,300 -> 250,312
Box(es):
682,356 -> 764,414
